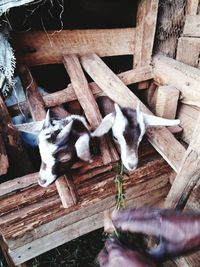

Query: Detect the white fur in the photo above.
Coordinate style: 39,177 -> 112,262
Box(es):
75,134 -> 91,161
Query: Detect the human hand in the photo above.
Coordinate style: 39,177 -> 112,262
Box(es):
111,208 -> 200,260
98,237 -> 157,267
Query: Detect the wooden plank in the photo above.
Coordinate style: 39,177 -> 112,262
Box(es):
0,132 -> 9,175
80,53 -> 186,172
134,0 -> 159,67
12,28 -> 135,66
165,114 -> 200,209
8,67 -> 153,117
176,37 -> 200,67
0,236 -> 16,267
18,65 -> 77,209
149,85 -> 180,119
185,0 -> 199,15
63,54 -> 118,164
177,104 -> 199,144
153,54 -> 200,107
0,96 -> 33,177
7,174 -> 170,265
183,15 -> 200,37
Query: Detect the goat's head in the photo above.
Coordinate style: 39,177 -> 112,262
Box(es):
92,103 -> 180,171
38,110 -> 91,187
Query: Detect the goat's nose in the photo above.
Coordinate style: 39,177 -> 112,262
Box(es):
127,161 -> 137,171
38,177 -> 47,186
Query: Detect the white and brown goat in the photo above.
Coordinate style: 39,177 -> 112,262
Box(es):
38,110 -> 92,187
92,97 -> 180,171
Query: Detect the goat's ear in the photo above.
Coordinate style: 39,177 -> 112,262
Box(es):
142,113 -> 180,127
91,113 -> 115,137
43,109 -> 51,128
75,134 -> 91,161
56,120 -> 73,141
15,121 -> 44,135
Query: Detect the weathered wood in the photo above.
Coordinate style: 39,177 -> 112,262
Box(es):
0,96 -> 33,177
149,85 -> 180,119
3,153 -> 172,264
18,65 -> 77,208
0,172 -> 38,196
18,65 -> 46,121
0,132 -> 9,175
134,0 -> 159,67
55,176 -> 77,208
12,28 -> 135,66
176,37 -> 200,68
186,0 -> 199,15
165,114 -> 200,209
8,67 -> 153,117
183,15 -> 200,37
177,104 -> 199,144
153,54 -> 200,107
0,236 -> 16,267
80,53 -> 186,172
63,54 -> 118,164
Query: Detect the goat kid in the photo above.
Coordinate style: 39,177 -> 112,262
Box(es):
37,110 -> 92,187
92,97 -> 180,171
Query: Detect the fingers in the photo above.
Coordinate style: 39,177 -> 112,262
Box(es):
111,208 -> 200,261
103,238 -> 157,267
97,247 -> 109,267
111,208 -> 162,237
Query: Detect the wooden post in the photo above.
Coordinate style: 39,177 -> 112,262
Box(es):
153,54 -> 200,108
165,114 -> 200,209
80,53 -> 186,173
18,65 -> 77,209
149,86 -> 180,119
148,85 -> 182,136
63,54 -> 118,164
0,96 -> 33,177
134,0 -> 159,68
177,104 -> 199,144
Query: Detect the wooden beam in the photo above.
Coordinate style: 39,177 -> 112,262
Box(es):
8,67 -> 153,117
134,0 -> 159,68
183,15 -> 200,37
185,0 -> 199,15
63,54 -> 118,164
12,28 -> 135,66
165,114 -> 200,209
0,96 -> 33,177
176,37 -> 200,68
0,132 -> 9,175
153,54 -> 200,108
177,104 -> 199,144
18,65 -> 77,209
149,85 -> 180,119
80,53 -> 185,172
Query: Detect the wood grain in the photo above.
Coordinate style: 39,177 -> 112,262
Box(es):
153,54 -> 200,107
165,114 -> 200,209
12,28 -> 135,66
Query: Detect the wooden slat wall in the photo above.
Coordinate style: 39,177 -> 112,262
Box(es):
176,15 -> 200,68
12,28 -> 135,66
